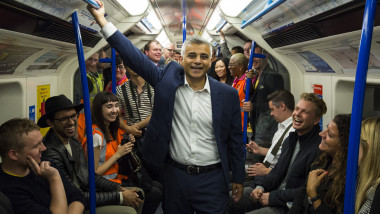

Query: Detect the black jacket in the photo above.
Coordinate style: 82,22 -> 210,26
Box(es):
42,129 -> 121,207
250,67 -> 284,147
253,125 -> 321,207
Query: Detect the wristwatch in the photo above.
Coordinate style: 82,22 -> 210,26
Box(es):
308,195 -> 320,205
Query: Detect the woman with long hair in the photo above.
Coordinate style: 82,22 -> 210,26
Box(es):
91,91 -> 133,184
92,91 -> 163,214
215,57 -> 233,85
356,118 -> 380,214
289,114 -> 351,213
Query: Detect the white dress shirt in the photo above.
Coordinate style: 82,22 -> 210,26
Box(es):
262,116 -> 294,168
169,76 -> 220,166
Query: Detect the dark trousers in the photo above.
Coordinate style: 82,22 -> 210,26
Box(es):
164,164 -> 228,214
141,180 -> 162,214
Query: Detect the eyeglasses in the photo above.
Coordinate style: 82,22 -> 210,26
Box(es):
54,113 -> 78,123
88,58 -> 98,62
116,65 -> 125,70
166,48 -> 175,52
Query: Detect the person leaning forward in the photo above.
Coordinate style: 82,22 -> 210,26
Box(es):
87,1 -> 245,213
38,94 -> 143,214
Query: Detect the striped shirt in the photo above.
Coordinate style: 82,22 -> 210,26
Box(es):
116,80 -> 154,126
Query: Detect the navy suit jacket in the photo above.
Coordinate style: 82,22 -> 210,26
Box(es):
106,30 -> 245,187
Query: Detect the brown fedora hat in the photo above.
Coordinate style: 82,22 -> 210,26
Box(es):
37,94 -> 84,128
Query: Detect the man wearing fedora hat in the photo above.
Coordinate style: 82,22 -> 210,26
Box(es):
39,94 -> 143,214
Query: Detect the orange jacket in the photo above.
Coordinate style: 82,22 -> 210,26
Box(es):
232,74 -> 246,130
82,124 -> 127,184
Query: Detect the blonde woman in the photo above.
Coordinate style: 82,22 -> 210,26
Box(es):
356,118 -> 380,214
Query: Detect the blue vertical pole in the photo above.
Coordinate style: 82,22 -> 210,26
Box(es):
111,49 -> 116,94
182,0 -> 187,42
99,48 -> 117,94
243,42 -> 256,145
72,11 -> 96,214
344,1 -> 377,214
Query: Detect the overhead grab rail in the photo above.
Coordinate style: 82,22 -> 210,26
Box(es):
344,0 -> 377,213
241,0 -> 285,29
72,10 -> 96,214
216,20 -> 227,33
140,19 -> 153,33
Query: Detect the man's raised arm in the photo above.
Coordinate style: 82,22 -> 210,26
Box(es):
87,1 -> 108,28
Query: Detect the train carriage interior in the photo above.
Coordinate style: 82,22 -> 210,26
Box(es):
0,0 -> 379,125
0,0 -> 380,212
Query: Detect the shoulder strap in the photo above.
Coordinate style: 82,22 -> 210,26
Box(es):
270,123 -> 293,156
146,83 -> 152,106
121,83 -> 135,121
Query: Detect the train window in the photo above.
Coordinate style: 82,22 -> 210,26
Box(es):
266,54 -> 290,91
0,82 -> 24,123
335,81 -> 380,118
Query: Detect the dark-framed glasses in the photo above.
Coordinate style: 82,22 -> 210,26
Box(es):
54,113 -> 78,123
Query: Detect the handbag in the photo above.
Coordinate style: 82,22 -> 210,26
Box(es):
118,134 -> 153,192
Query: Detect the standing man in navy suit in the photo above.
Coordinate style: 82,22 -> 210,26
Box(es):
88,2 -> 245,213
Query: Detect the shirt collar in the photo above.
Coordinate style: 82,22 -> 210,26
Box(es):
184,74 -> 210,93
233,73 -> 246,85
279,116 -> 293,129
117,75 -> 127,85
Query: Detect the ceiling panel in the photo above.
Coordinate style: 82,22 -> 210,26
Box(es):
150,0 -> 219,43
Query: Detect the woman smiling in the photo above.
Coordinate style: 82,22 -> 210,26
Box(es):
289,114 -> 351,214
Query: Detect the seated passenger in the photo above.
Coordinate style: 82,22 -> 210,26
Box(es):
215,57 -> 233,86
105,55 -> 128,92
92,91 -> 160,214
0,118 -> 85,214
245,90 -> 295,179
289,114 -> 351,214
356,118 -> 380,213
39,94 -> 143,214
229,92 -> 327,214
91,91 -> 133,183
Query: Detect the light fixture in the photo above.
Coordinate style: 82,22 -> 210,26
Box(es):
206,9 -> 221,30
156,30 -> 170,45
146,9 -> 162,30
201,31 -> 213,43
114,0 -> 149,16
219,0 -> 251,17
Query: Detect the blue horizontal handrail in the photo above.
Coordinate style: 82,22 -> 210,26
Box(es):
216,20 -> 227,33
241,0 -> 285,29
